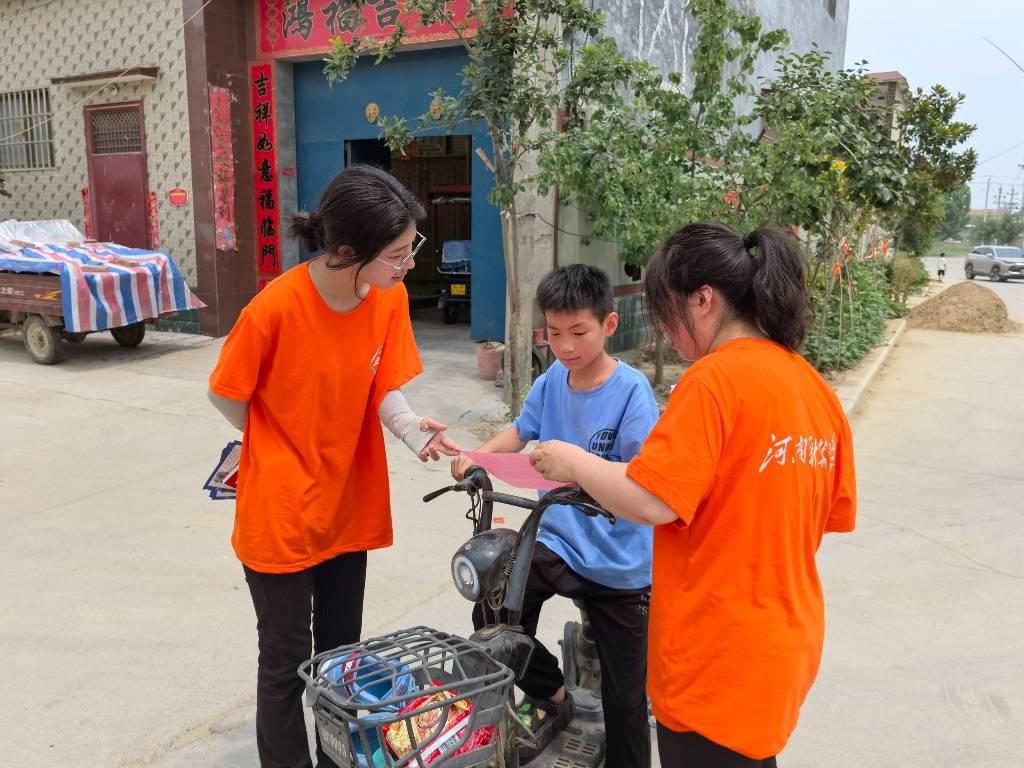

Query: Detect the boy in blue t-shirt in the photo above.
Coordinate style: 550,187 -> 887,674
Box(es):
452,264 -> 658,767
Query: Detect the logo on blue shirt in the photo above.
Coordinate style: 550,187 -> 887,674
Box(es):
589,428 -> 620,460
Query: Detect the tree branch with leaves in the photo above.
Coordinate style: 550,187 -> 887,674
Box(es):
322,0 -> 614,415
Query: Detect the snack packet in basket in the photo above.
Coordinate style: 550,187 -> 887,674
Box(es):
383,685 -> 494,765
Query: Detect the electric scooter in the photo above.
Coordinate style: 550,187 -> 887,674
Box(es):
300,466 -> 611,767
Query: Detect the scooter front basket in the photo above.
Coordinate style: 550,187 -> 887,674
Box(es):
300,626 -> 515,767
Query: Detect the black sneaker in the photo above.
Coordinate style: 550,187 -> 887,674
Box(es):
516,692 -> 575,764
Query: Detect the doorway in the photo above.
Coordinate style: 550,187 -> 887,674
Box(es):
345,135 -> 472,308
84,102 -> 150,248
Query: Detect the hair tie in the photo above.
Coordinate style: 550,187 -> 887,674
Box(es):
742,233 -> 757,251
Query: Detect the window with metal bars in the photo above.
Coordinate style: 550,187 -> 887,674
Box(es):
90,108 -> 143,155
0,88 -> 55,170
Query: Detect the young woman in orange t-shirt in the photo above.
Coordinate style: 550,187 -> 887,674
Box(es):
208,165 -> 459,768
531,222 -> 856,767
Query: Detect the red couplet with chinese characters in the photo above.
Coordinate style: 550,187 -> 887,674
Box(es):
209,85 -> 238,251
148,191 -> 162,249
250,63 -> 281,276
81,187 -> 94,240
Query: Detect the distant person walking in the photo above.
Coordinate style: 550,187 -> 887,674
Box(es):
938,253 -> 948,278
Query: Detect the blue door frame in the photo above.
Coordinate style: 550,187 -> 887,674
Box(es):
293,48 -> 505,341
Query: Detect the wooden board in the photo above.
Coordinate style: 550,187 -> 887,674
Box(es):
0,272 -> 64,317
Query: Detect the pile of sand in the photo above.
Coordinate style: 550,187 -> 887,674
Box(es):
908,282 -> 1017,334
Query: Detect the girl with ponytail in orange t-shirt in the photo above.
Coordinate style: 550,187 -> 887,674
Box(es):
531,222 -> 856,767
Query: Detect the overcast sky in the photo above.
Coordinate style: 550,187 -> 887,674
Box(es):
845,0 -> 1024,210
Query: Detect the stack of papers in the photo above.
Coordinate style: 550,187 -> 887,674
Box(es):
204,441 -> 241,500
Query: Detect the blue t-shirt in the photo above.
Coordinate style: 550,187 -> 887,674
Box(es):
514,359 -> 659,589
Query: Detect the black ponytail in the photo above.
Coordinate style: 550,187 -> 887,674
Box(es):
645,221 -> 809,352
288,210 -> 325,253
745,227 -> 809,350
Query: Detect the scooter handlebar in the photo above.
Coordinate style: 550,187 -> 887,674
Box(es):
422,466 -> 487,503
424,471 -> 616,524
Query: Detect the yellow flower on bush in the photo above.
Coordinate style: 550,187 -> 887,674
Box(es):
830,159 -> 847,174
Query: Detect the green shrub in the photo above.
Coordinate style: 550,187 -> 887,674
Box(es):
888,300 -> 910,319
803,258 -> 889,372
886,252 -> 929,306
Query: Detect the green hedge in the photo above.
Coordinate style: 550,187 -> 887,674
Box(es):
803,258 -> 889,372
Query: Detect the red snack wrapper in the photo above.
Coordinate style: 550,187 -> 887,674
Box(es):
383,683 -> 494,765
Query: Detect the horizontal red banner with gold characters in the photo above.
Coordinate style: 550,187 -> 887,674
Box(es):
257,0 -> 478,58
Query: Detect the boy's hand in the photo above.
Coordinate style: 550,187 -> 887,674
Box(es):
531,440 -> 586,483
451,454 -> 474,481
418,417 -> 461,462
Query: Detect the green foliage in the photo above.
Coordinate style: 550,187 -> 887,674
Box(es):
887,252 -> 928,305
998,215 -> 1023,245
897,190 -> 946,255
742,49 -> 906,234
938,184 -> 971,240
973,214 -> 1024,246
894,87 -> 977,254
804,257 -> 889,372
888,300 -> 911,319
537,0 -> 788,264
900,86 -> 978,191
320,0 -> 618,414
317,1 -> 980,380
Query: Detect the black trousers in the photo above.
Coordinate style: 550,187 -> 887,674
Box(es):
656,723 -> 779,768
473,543 -> 651,768
244,551 -> 368,768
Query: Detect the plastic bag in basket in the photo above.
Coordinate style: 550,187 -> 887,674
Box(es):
383,685 -> 494,765
318,652 -> 417,710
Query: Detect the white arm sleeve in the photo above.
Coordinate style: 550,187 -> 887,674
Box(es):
208,390 -> 248,432
378,389 -> 428,454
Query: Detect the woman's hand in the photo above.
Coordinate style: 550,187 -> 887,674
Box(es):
418,417 -> 461,462
530,440 -> 586,483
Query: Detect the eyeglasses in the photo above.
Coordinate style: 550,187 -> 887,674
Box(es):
375,231 -> 427,273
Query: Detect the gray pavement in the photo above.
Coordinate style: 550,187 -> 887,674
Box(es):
3,266 -> 1023,768
782,258 -> 1024,766
0,308 -> 573,768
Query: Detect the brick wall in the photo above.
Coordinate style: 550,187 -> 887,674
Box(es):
0,0 -> 197,283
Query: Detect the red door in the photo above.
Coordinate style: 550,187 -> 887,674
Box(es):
84,102 -> 149,248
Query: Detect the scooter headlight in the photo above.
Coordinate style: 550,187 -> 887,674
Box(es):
450,528 -> 517,603
452,554 -> 480,601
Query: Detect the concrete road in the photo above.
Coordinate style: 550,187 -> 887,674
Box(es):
0,310 -> 579,768
781,260 -> 1024,765
3,262 -> 1022,768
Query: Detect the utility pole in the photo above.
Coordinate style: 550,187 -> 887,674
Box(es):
984,177 -> 992,218
995,185 -> 1004,211
1019,167 -> 1024,219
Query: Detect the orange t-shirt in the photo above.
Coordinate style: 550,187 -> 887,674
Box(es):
209,261 -> 423,573
626,338 -> 856,759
